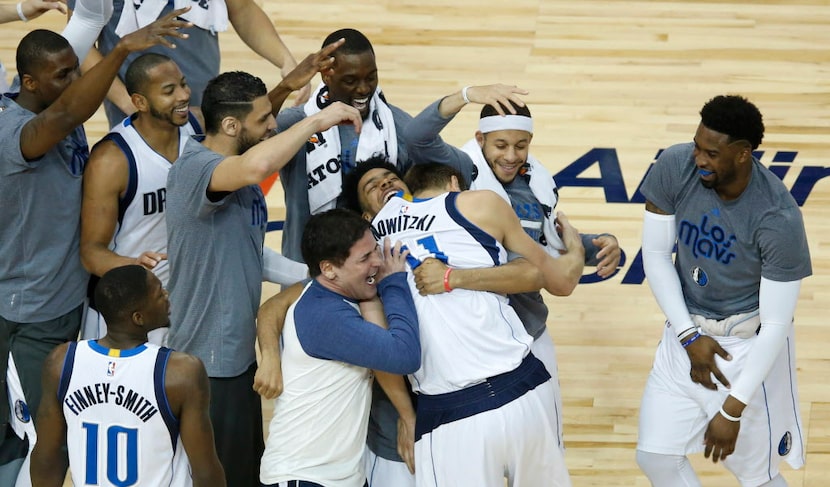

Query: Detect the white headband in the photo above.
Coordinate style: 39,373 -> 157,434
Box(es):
478,115 -> 533,134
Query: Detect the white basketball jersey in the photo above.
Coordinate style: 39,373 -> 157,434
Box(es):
60,341 -> 192,487
372,192 -> 534,395
106,116 -> 197,285
261,282 -> 372,487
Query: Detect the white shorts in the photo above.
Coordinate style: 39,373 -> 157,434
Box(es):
7,355 -> 34,487
82,302 -> 168,345
637,323 -> 804,486
531,332 -> 564,449
415,379 -> 571,487
363,447 -> 414,487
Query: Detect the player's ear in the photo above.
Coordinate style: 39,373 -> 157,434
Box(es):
320,260 -> 336,280
475,131 -> 485,148
131,310 -> 144,327
131,93 -> 148,113
20,73 -> 37,92
449,175 -> 461,192
220,116 -> 239,137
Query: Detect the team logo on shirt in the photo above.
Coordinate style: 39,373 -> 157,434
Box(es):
691,266 -> 708,286
14,399 -> 30,423
778,431 -> 792,456
107,361 -> 117,377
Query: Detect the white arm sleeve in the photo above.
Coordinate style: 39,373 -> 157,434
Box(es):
61,0 -> 114,64
642,210 -> 694,334
729,277 -> 801,405
262,246 -> 308,286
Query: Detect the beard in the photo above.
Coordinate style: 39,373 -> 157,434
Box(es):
149,104 -> 188,127
236,130 -> 262,155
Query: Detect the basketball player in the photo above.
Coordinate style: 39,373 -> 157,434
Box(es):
635,95 -> 811,486
259,209 -> 421,487
80,53 -> 200,344
0,11 -> 189,482
400,86 -> 621,476
31,265 -> 225,486
348,160 -> 584,486
278,28 -> 415,263
165,70 -> 361,485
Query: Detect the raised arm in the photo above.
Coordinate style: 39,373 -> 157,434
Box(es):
77,46 -> 135,116
225,0 -> 309,104
267,39 -> 343,116
20,8 -> 191,160
30,344 -> 71,487
254,281 -> 305,399
80,141 -> 166,276
208,101 -> 362,192
0,0 -> 65,24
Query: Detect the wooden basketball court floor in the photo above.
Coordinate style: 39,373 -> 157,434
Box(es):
3,1 -> 828,485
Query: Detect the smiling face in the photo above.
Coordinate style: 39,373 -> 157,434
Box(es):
692,122 -> 752,197
357,167 -> 409,219
324,230 -> 383,301
236,95 -> 277,154
476,129 -> 533,184
323,50 -> 378,120
140,61 -> 191,127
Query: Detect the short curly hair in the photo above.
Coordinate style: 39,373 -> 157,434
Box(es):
699,95 -> 764,149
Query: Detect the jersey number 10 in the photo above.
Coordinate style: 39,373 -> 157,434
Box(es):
82,422 -> 139,486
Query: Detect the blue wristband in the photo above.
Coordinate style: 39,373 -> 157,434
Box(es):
681,332 -> 701,348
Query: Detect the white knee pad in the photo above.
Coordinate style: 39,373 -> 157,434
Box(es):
635,450 -> 701,487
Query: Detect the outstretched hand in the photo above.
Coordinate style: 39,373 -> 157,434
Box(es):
280,38 -> 344,93
20,0 -> 66,20
464,84 -> 529,115
685,335 -> 732,390
119,7 -> 192,52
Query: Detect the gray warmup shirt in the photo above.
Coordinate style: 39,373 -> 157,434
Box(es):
641,142 -> 812,318
166,139 -> 266,377
0,94 -> 88,322
276,103 -> 413,262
